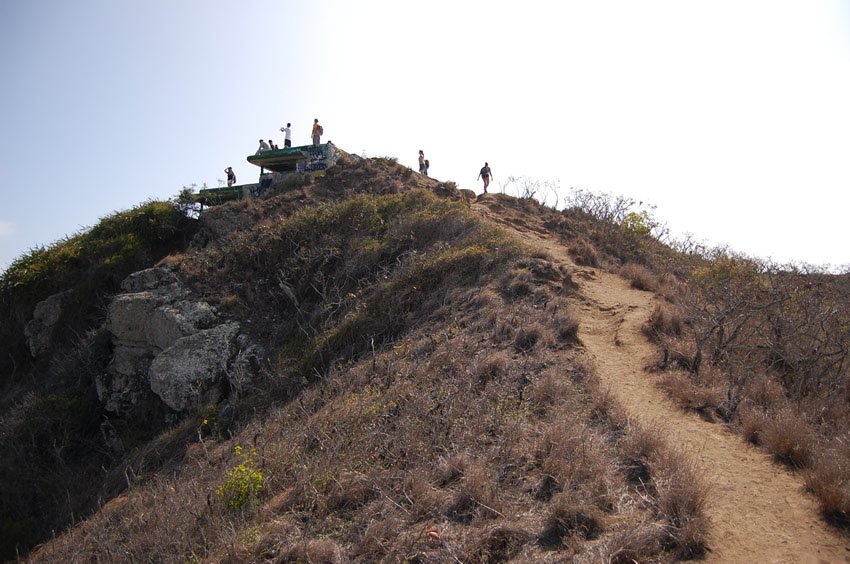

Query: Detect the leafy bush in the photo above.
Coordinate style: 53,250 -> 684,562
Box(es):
216,445 -> 265,510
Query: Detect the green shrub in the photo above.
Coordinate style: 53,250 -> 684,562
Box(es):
216,445 -> 265,510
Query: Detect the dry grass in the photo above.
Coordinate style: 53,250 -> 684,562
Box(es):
514,323 -> 545,353
658,370 -> 727,422
23,160 -> 710,562
759,409 -> 815,468
539,495 -> 603,548
619,263 -> 659,291
805,447 -> 850,524
650,449 -> 710,558
553,308 -> 580,343
569,238 -> 601,267
476,351 -> 509,387
642,302 -> 684,341
29,257 -> 707,562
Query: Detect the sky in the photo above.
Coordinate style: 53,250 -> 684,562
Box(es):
2,0 -> 850,273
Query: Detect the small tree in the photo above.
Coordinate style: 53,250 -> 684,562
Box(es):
172,185 -> 202,218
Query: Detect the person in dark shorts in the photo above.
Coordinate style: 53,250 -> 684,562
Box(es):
280,123 -> 292,147
224,167 -> 236,187
478,162 -> 493,192
418,150 -> 426,174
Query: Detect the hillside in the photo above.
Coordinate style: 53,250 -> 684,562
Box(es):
2,154 -> 849,561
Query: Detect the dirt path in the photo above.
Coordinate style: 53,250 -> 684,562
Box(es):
475,200 -> 850,563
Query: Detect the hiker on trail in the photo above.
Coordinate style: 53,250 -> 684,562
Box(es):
280,123 -> 292,147
424,159 -> 430,177
256,139 -> 270,154
418,150 -> 426,174
312,119 -> 323,145
224,167 -> 236,187
478,162 -> 493,192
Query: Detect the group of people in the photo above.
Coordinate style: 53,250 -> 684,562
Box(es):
236,121 -> 496,194
255,118 -> 324,155
418,150 -> 493,193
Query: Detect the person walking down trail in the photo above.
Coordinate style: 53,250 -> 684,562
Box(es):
256,139 -> 271,154
224,167 -> 236,187
280,123 -> 292,147
424,159 -> 430,177
478,162 -> 493,193
312,119 -> 323,146
418,150 -> 426,174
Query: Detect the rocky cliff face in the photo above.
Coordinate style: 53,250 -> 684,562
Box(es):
83,266 -> 263,419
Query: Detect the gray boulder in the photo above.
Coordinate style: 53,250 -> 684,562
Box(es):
148,322 -> 241,411
99,267 -> 261,419
24,290 -> 74,357
120,266 -> 184,293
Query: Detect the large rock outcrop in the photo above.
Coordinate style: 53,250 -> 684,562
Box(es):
24,289 -> 74,358
96,267 -> 260,417
149,321 -> 240,411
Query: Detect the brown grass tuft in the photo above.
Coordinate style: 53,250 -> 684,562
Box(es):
514,323 -> 544,353
658,371 -> 726,422
804,449 -> 850,524
531,370 -> 571,413
278,538 -> 342,563
569,238 -> 600,267
554,310 -> 580,343
736,406 -> 768,444
325,471 -> 377,513
619,263 -> 658,291
539,494 -> 603,548
620,422 -> 665,485
759,409 -> 815,468
476,351 -> 510,386
501,269 -> 534,299
651,449 -> 710,558
642,302 -> 683,341
465,525 -> 533,563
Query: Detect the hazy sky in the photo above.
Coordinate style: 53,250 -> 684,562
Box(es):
2,0 -> 850,272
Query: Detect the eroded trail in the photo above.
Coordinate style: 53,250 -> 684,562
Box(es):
475,200 -> 850,563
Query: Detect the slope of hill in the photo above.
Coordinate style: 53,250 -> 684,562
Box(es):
2,154 -> 848,561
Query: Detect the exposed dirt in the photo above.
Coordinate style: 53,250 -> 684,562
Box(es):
474,196 -> 850,563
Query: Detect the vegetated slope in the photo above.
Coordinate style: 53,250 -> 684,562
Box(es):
0,201 -> 197,558
472,198 -> 849,562
26,157 -> 709,562
14,154 -> 849,562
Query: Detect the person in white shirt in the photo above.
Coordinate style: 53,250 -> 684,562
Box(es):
256,139 -> 270,154
280,123 -> 292,147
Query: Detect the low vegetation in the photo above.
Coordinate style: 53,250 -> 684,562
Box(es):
653,258 -> 850,523
11,158 -> 709,561
0,200 -> 196,558
30,242 -> 707,562
553,188 -> 850,527
0,200 -> 196,387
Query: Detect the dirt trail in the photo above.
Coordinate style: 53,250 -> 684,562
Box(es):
475,200 -> 850,563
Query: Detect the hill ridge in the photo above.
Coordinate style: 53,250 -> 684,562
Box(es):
5,155 -> 850,561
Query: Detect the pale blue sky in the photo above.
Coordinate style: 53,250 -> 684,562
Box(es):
3,1 -> 850,272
